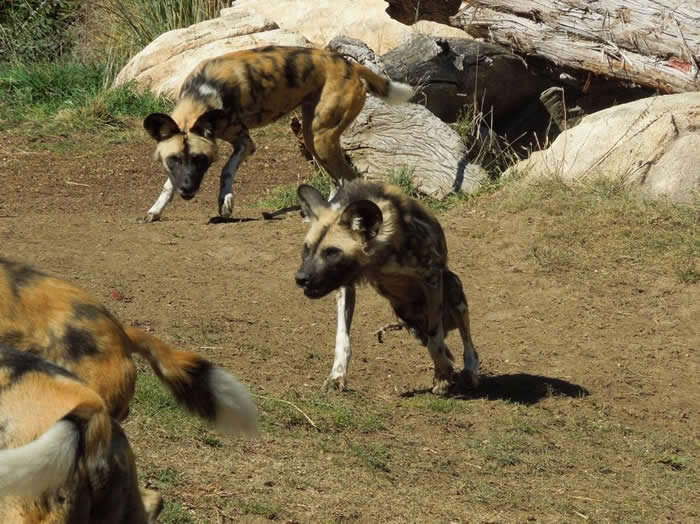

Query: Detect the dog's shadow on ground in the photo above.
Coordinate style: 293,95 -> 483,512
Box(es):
207,215 -> 281,224
401,373 -> 589,405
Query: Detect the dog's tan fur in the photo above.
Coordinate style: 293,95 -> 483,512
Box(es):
0,257 -> 257,431
142,45 -> 414,221
0,347 -> 162,523
295,181 -> 480,394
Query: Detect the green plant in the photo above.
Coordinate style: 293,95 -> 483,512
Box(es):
0,0 -> 83,62
0,61 -> 172,131
256,171 -> 332,210
89,0 -> 227,82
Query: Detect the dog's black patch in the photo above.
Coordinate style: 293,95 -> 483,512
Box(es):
0,345 -> 76,385
160,358 -> 217,422
245,63 -> 262,104
0,258 -> 45,297
0,330 -> 24,348
64,327 -> 100,360
298,52 -> 314,83
284,52 -> 299,89
72,302 -> 106,322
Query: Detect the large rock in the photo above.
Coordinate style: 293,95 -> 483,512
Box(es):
113,5 -> 311,95
226,0 -> 465,54
506,93 -> 700,203
341,96 -> 486,197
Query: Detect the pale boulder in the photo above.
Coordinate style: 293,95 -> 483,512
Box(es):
225,0 -> 466,54
113,5 -> 311,96
507,93 -> 700,203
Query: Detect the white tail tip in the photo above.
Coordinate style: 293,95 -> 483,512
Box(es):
209,367 -> 258,436
0,420 -> 78,498
385,81 -> 415,105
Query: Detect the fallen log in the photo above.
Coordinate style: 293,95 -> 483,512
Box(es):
385,0 -> 700,93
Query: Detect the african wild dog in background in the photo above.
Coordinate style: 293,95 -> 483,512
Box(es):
0,257 -> 257,434
0,347 -> 163,523
294,181 -> 480,394
142,45 -> 414,222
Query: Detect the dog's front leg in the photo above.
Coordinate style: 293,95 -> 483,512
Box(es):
141,178 -> 175,223
218,132 -> 255,218
323,285 -> 356,392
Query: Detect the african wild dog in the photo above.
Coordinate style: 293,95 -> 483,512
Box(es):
0,257 -> 257,434
0,347 -> 163,523
142,45 -> 414,222
294,181 -> 480,394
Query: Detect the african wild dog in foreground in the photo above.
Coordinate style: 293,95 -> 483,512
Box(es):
0,257 -> 257,434
142,45 -> 414,222
295,181 -> 480,394
0,347 -> 163,523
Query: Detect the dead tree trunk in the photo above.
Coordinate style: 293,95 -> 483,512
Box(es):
385,0 -> 700,93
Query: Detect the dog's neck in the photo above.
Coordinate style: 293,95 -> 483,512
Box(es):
171,94 -> 221,133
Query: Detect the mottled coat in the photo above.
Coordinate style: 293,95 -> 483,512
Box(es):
0,347 -> 162,523
295,181 -> 480,394
0,258 -> 257,433
141,45 -> 414,222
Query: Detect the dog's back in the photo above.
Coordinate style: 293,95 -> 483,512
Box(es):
0,346 -> 161,523
175,46 -> 410,131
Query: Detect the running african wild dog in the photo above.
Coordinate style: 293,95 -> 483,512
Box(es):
142,45 -> 414,222
0,257 -> 257,434
294,181 -> 480,394
0,346 -> 163,523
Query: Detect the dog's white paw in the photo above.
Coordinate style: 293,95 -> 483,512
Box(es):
139,212 -> 160,224
432,378 -> 452,396
219,193 -> 234,217
322,374 -> 347,392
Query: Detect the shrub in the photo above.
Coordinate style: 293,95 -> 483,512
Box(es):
0,0 -> 83,62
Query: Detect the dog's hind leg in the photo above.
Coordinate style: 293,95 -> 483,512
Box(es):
309,78 -> 365,188
218,131 -> 255,218
445,270 -> 479,389
323,285 -> 356,392
422,270 -> 456,395
142,178 -> 175,223
426,324 -> 456,396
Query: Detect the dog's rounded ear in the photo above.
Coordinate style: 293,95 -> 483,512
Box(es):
143,113 -> 180,142
297,184 -> 329,221
339,200 -> 383,241
191,109 -> 227,139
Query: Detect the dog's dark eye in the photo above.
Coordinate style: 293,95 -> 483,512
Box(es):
322,247 -> 342,261
191,154 -> 209,169
165,156 -> 181,169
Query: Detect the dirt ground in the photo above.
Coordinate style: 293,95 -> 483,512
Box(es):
1,123 -> 698,523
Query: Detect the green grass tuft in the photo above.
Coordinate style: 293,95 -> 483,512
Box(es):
159,500 -> 196,524
130,372 -> 210,441
347,442 -> 391,472
256,171 -> 332,210
0,61 -> 172,133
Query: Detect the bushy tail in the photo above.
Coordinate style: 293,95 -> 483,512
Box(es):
124,327 -> 257,435
0,399 -> 111,498
355,64 -> 414,105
